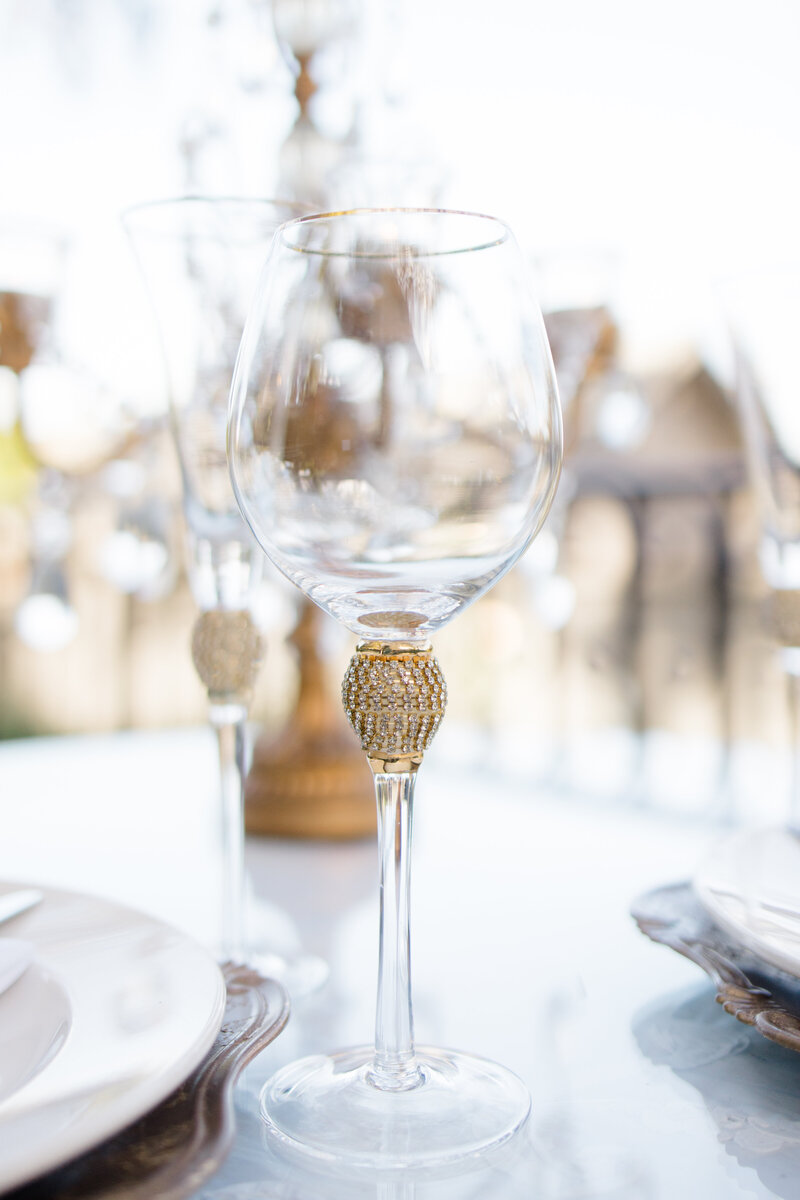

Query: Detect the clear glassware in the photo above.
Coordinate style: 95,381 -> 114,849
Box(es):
228,208 -> 563,1171
723,266 -> 800,830
123,197 -> 326,991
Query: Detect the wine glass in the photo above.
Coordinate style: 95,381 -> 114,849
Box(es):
228,208 -> 563,1171
123,196 -> 325,990
722,265 -> 800,829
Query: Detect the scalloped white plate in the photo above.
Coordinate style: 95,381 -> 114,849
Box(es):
693,827 -> 800,979
0,881 -> 225,1192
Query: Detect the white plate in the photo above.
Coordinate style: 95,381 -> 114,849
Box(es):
693,827 -> 800,978
0,881 -> 226,1193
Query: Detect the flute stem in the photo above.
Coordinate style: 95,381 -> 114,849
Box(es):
209,702 -> 249,963
785,664 -> 800,836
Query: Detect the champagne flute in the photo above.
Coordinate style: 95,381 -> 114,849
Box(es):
228,207 -> 562,1170
123,197 -> 325,991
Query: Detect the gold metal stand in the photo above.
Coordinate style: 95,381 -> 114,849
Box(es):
0,291 -> 39,372
764,589 -> 800,648
244,601 -> 376,840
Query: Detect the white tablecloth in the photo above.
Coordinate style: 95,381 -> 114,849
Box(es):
1,726 -> 798,1198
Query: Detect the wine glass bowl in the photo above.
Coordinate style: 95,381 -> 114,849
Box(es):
228,207 -> 563,1172
229,208 -> 562,646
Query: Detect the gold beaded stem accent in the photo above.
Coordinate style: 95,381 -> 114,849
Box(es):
764,589 -> 800,648
191,609 -> 265,704
341,642 -> 447,774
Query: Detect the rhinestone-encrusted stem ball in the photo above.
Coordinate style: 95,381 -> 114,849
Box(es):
765,589 -> 800,647
191,609 -> 264,702
341,645 -> 447,761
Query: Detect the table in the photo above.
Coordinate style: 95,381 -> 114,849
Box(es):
1,726 -> 799,1198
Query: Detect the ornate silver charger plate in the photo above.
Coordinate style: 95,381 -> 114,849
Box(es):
632,881 -> 800,1054
2,964 -> 289,1200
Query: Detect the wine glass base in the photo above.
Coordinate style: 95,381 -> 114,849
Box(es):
259,1044 -> 531,1174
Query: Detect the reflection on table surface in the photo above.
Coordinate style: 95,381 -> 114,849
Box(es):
1,725 -> 799,1198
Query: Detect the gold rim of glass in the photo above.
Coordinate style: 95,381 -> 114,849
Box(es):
277,206 -> 512,259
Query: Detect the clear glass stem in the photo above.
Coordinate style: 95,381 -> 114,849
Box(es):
786,664 -> 800,835
209,701 -> 249,963
368,768 -> 424,1091
377,1185 -> 416,1200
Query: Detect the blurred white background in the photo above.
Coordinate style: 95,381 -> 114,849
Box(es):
1,0 -> 799,793
2,0 -> 799,385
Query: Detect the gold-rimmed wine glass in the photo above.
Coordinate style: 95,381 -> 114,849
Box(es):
228,207 -> 562,1170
